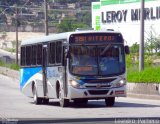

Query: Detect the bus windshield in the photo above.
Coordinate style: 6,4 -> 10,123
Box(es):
69,44 -> 125,76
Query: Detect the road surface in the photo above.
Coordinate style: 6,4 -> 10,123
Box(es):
0,74 -> 160,123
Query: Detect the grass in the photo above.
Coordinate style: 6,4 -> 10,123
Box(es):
126,54 -> 160,83
127,66 -> 160,83
0,60 -> 20,71
4,48 -> 16,53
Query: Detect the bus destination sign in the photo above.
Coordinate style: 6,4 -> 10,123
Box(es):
69,33 -> 123,44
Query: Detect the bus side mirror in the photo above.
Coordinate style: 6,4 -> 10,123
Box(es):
125,46 -> 130,54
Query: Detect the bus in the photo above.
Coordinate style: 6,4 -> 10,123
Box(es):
20,30 -> 129,107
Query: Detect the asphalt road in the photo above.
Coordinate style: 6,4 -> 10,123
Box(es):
0,74 -> 160,123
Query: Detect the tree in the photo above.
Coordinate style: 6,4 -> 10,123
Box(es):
72,23 -> 89,30
130,42 -> 139,54
79,12 -> 91,27
57,18 -> 73,32
154,37 -> 160,53
145,26 -> 157,54
57,17 -> 89,33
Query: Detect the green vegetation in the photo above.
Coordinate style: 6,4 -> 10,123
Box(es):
126,26 -> 160,83
0,60 -> 20,71
126,50 -> 160,83
57,17 -> 89,33
0,0 -> 93,29
126,54 -> 160,83
127,66 -> 160,83
3,48 -> 16,53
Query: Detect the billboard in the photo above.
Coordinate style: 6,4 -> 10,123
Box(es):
92,0 -> 160,46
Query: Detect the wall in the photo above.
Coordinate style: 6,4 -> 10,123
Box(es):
127,82 -> 160,100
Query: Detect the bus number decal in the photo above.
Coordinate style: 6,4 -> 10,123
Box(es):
73,66 -> 93,73
74,36 -> 115,43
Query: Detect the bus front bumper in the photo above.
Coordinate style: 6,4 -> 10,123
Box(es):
67,85 -> 126,99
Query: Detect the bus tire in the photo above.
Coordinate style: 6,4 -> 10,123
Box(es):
105,97 -> 115,107
33,84 -> 43,105
58,86 -> 69,107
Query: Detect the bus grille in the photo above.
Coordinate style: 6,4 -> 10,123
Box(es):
83,78 -> 116,84
85,85 -> 111,88
88,90 -> 109,95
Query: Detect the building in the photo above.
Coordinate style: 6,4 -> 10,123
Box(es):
92,0 -> 160,46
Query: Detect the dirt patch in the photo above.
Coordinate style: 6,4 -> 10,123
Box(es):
5,32 -> 45,41
0,67 -> 19,79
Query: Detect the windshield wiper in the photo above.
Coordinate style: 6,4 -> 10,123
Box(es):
100,44 -> 112,56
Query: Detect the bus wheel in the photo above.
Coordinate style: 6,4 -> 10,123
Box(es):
105,97 -> 115,107
58,87 -> 69,107
33,84 -> 43,105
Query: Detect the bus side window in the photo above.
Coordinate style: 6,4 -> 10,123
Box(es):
31,45 -> 37,65
20,47 -> 26,66
49,42 -> 55,64
56,41 -> 62,64
26,46 -> 31,66
37,44 -> 42,65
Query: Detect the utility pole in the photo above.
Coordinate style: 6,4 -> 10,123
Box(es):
150,25 -> 153,55
139,0 -> 144,71
15,6 -> 19,65
44,0 -> 48,36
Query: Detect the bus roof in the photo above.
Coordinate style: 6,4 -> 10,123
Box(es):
21,32 -> 70,46
21,30 -> 122,46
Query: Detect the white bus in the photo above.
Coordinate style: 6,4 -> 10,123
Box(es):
20,30 -> 129,107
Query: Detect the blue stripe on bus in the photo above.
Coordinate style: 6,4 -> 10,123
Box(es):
20,67 -> 42,89
78,77 -> 97,85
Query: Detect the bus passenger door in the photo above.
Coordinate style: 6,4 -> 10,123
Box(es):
63,46 -> 68,97
42,45 -> 48,97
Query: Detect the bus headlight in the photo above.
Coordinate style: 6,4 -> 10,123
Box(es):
69,80 -> 82,89
112,79 -> 126,88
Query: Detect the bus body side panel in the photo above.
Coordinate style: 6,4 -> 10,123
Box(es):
20,66 -> 65,99
20,67 -> 44,97
46,66 -> 65,99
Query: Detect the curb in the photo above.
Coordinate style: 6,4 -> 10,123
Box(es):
127,82 -> 160,100
127,93 -> 160,100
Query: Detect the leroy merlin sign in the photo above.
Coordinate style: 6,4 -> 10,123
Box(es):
92,0 -> 160,46
92,0 -> 160,25
101,7 -> 160,23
